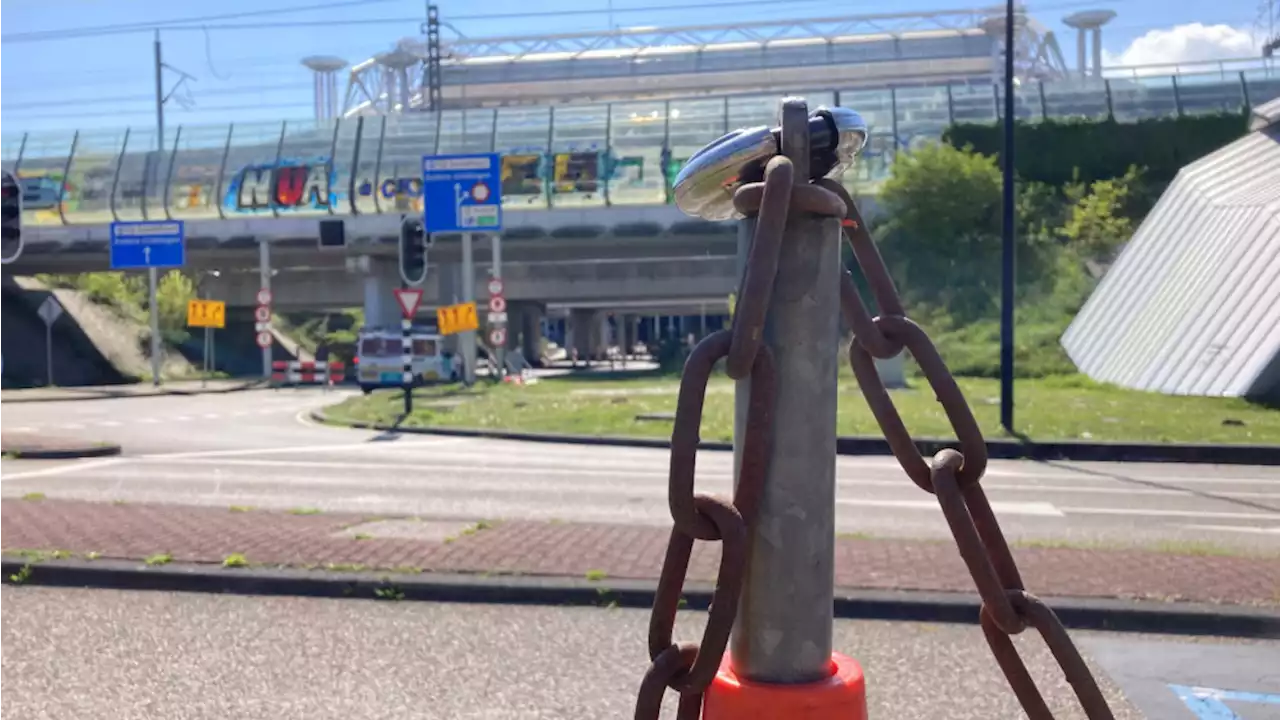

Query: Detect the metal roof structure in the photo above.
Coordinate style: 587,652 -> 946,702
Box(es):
340,6 -> 1070,115
1251,95 -> 1280,131
1061,111 -> 1280,400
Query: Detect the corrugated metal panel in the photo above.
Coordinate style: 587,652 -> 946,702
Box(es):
1214,214 -> 1280,393
1164,209 -> 1277,395
1250,96 -> 1280,131
1061,124 -> 1280,397
1184,129 -> 1280,205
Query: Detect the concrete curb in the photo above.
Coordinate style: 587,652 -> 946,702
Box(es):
0,440 -> 122,460
4,558 -> 1278,639
311,410 -> 1280,465
2,380 -> 269,405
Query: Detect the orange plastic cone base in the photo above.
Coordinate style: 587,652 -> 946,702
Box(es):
703,653 -> 867,720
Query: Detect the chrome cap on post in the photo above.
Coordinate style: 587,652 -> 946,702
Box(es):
673,105 -> 868,221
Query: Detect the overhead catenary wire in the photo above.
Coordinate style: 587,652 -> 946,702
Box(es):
0,0 -> 1134,43
7,101 -> 313,123
1,0 -> 405,43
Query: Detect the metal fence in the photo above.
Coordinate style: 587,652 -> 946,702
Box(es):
3,63 -> 1276,227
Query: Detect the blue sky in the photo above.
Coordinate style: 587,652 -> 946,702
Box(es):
2,0 -> 1272,135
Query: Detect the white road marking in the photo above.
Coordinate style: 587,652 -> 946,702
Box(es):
294,409 -> 331,429
97,421 -> 122,427
1063,506 -> 1280,521
1180,524 -> 1280,535
836,498 -> 1064,516
137,440 -> 462,460
174,416 -> 192,421
140,456 -> 694,479
59,424 -> 86,430
8,427 -> 35,433
139,418 -> 159,424
109,455 -> 1280,503
202,414 -> 220,420
983,468 -> 1280,486
0,458 -> 126,482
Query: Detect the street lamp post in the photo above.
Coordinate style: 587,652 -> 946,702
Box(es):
999,0 -> 1017,433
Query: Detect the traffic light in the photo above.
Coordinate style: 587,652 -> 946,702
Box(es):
399,217 -> 428,286
1,170 -> 22,265
318,218 -> 346,249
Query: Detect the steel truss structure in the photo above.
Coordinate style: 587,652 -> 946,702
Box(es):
339,5 -> 1070,116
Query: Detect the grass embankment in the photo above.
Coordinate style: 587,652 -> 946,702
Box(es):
324,370 -> 1280,445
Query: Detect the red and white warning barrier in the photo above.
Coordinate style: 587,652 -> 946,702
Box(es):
271,360 -> 346,386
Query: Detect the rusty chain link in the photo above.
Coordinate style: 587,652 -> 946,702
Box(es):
639,139 -> 1113,719
821,178 -> 1115,720
633,155 -> 785,719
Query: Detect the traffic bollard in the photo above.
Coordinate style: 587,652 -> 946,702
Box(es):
708,98 -> 866,718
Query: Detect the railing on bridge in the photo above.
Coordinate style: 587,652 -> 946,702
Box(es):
3,61 -> 1276,228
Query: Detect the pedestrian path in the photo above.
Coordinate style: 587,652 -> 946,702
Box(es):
3,498 -> 1277,607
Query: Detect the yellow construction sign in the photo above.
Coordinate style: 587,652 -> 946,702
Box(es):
436,301 -> 479,336
187,299 -> 226,329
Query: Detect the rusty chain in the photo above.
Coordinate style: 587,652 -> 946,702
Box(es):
633,156 -> 786,720
638,134 -> 1114,718
821,177 -> 1115,720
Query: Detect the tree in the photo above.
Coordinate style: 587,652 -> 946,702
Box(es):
1059,166 -> 1141,264
873,142 -> 1057,326
155,271 -> 196,343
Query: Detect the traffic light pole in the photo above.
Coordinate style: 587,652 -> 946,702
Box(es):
402,303 -> 414,416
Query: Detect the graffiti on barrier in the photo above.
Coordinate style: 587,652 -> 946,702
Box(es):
17,148 -> 688,217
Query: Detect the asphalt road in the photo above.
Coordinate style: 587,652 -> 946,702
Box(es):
0,585 -> 1151,720
7,586 -> 1280,719
2,388 -> 1279,554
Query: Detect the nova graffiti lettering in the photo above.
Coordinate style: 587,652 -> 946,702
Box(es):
217,149 -> 670,214
227,159 -> 335,212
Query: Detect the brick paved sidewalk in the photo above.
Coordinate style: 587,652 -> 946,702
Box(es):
3,499 -> 1278,607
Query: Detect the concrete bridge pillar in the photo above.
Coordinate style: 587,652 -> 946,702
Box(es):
508,301 -> 546,366
569,308 -> 602,363
621,314 -> 639,359
361,258 -> 403,329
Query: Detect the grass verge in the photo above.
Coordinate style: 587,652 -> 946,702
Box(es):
323,371 -> 1280,445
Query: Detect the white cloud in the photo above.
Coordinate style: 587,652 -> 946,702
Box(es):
1103,23 -> 1261,68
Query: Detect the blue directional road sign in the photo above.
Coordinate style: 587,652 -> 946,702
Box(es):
110,220 -> 185,269
421,153 -> 502,234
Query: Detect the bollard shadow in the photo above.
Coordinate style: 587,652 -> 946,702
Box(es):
366,412 -> 410,442
1008,429 -> 1279,513
1034,458 -> 1280,514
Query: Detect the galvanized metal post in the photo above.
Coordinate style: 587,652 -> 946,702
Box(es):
460,232 -> 477,385
45,320 -> 54,388
149,267 -> 161,386
260,239 -> 272,379
730,98 -> 840,684
490,232 -> 505,376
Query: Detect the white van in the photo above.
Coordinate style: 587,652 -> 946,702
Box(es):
355,327 -> 460,394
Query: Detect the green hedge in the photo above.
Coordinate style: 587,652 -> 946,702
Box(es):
943,112 -> 1249,187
